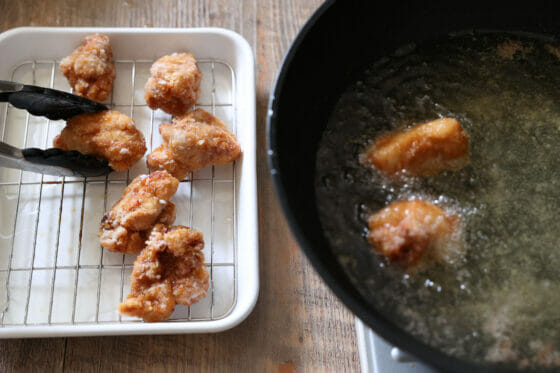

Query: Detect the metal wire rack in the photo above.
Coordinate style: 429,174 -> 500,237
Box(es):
0,58 -> 238,326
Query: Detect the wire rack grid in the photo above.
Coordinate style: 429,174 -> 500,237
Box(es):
0,57 -> 238,328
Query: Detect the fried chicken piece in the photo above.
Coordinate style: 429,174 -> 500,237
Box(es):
362,117 -> 470,176
144,53 -> 202,116
100,202 -> 176,254
146,145 -> 186,180
154,201 -> 177,226
53,110 -> 146,171
368,200 -> 463,269
147,108 -> 242,180
118,224 -> 209,322
59,34 -> 116,102
99,171 -> 179,254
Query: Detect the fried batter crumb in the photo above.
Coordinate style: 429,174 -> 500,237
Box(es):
545,44 -> 560,60
368,200 -> 464,269
59,34 -> 116,102
362,117 -> 469,177
496,40 -> 532,60
144,53 -> 202,116
118,224 -> 209,322
99,171 -> 179,254
147,108 -> 242,180
53,110 -> 147,171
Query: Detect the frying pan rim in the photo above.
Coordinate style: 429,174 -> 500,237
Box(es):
265,0 -> 473,371
264,1 -> 550,372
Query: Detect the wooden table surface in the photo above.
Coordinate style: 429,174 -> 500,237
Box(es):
0,0 -> 360,371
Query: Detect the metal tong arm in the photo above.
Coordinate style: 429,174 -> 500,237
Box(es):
0,80 -> 108,120
0,141 -> 113,177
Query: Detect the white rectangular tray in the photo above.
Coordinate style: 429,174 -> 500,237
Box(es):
0,27 -> 258,337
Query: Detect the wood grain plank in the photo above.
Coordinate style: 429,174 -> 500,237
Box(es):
0,338 -> 66,372
0,0 -> 360,371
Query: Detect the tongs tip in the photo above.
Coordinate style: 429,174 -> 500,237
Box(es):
1,80 -> 108,121
22,147 -> 113,178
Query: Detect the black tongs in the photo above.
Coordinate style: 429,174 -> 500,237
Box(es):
0,81 -> 112,177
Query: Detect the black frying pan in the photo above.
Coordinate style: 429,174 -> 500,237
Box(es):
267,1 -> 560,372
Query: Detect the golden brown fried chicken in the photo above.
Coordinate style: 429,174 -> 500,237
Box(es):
59,34 -> 116,102
99,171 -> 179,254
147,108 -> 242,180
144,53 -> 202,116
53,110 -> 146,171
100,202 -> 176,255
368,200 -> 463,269
362,117 -> 470,177
118,224 -> 209,322
146,145 -> 186,180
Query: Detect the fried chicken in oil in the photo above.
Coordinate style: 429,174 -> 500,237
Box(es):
99,171 -> 179,254
53,110 -> 146,171
147,108 -> 242,180
59,34 -> 116,102
118,224 -> 209,322
362,117 -> 470,177
144,53 -> 202,116
368,200 -> 463,269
